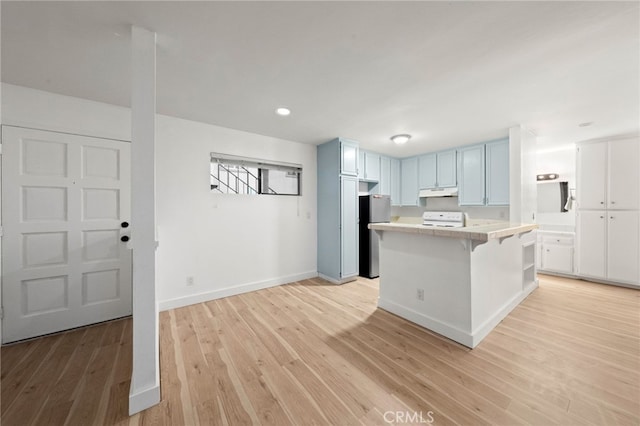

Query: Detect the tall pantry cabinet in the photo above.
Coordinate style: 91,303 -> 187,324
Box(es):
576,138 -> 640,286
317,138 -> 359,283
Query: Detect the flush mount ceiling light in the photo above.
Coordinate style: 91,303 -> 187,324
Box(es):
275,107 -> 291,116
391,134 -> 411,145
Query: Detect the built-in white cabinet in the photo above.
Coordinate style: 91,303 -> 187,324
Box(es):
577,210 -> 639,284
318,138 -> 359,283
537,231 -> 574,275
577,142 -> 607,210
577,211 -> 607,278
390,158 -> 401,206
576,138 -> 640,286
607,211 -> 639,284
340,176 -> 359,278
418,149 -> 457,190
458,139 -> 509,206
400,157 -> 419,206
608,140 -> 639,210
577,138 -> 639,210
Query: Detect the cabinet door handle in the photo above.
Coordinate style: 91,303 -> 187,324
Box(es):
600,201 -> 604,204
611,201 -> 616,204
600,216 -> 604,219
610,216 -> 614,219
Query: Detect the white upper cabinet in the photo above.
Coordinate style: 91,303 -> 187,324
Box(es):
437,150 -> 457,188
357,150 -> 365,179
485,140 -> 510,205
401,157 -> 419,206
458,145 -> 486,206
458,140 -> 508,206
390,158 -> 401,206
357,150 -> 381,181
418,154 -> 437,189
577,138 -> 639,210
364,152 -> 381,181
379,156 -> 391,195
577,142 -> 607,209
418,150 -> 457,189
608,139 -> 639,210
341,140 -> 359,176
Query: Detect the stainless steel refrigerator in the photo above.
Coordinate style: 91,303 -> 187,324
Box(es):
359,194 -> 391,278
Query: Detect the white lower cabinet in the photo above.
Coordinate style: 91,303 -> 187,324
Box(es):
577,210 -> 639,285
538,231 -> 574,275
607,211 -> 639,284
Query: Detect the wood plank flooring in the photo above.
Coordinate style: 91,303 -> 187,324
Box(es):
2,274 -> 639,425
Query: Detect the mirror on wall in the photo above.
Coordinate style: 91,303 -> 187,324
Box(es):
537,181 -> 569,213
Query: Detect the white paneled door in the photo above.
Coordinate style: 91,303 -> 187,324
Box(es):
2,126 -> 132,343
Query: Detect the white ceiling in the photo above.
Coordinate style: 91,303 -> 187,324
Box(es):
2,1 -> 638,157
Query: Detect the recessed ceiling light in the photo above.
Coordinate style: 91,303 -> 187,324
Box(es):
276,107 -> 291,116
578,121 -> 593,127
391,134 -> 411,145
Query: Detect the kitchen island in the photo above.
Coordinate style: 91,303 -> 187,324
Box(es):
369,222 -> 538,348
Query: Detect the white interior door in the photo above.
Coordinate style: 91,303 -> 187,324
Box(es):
2,126 -> 131,343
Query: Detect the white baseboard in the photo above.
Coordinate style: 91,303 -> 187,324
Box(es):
379,280 -> 539,349
378,299 -> 473,348
158,270 -> 318,311
575,275 -> 639,289
129,383 -> 160,415
318,273 -> 358,285
470,280 -> 538,347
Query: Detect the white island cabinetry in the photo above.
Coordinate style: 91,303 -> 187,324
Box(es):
370,222 -> 538,348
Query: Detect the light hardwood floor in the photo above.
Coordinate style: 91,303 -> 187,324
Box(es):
2,274 -> 639,425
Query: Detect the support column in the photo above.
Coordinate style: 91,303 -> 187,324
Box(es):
128,25 -> 160,415
509,126 -> 538,224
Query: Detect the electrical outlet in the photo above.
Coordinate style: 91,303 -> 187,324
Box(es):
417,288 -> 424,301
186,276 -> 195,286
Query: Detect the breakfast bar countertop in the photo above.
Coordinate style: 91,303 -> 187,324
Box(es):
368,221 -> 538,242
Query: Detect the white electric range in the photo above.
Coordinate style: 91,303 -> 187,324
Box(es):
422,211 -> 465,228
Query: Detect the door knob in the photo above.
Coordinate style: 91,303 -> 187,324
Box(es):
121,235 -> 130,242
121,221 -> 129,228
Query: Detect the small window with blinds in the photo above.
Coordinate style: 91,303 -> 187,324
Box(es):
210,153 -> 302,196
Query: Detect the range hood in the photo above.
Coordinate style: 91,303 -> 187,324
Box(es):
419,187 -> 459,198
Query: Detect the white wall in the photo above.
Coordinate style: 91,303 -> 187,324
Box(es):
155,115 -> 317,308
1,83 -> 318,311
536,145 -> 576,231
